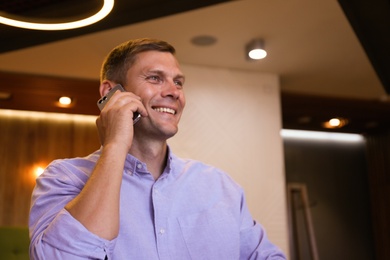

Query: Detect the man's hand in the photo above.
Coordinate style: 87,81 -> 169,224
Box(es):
96,90 -> 147,152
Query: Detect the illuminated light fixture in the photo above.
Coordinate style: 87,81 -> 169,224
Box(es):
57,96 -> 74,108
59,96 -> 72,105
246,39 -> 267,60
322,117 -> 348,129
34,166 -> 45,178
281,129 -> 364,143
0,109 -> 97,123
0,0 -> 114,31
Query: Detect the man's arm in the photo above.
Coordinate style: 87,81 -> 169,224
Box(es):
29,159 -> 117,259
29,88 -> 148,259
65,88 -> 146,240
238,192 -> 287,259
64,143 -> 127,240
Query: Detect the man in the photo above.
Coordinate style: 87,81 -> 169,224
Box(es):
29,38 -> 286,259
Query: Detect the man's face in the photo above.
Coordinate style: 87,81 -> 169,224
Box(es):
124,50 -> 186,140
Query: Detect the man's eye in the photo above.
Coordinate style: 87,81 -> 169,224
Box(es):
175,80 -> 184,87
147,75 -> 160,82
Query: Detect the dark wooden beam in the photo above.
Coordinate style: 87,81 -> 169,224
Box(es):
0,71 -> 100,115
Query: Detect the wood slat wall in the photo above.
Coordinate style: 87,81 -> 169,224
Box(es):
0,111 -> 100,226
366,131 -> 390,260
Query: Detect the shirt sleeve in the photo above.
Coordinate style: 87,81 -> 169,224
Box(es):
238,192 -> 286,259
29,161 -> 116,260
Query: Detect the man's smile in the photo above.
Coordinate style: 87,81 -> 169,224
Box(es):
152,107 -> 176,115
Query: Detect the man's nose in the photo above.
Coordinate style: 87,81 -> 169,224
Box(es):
161,80 -> 180,99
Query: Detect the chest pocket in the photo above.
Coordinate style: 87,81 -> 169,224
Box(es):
177,208 -> 240,259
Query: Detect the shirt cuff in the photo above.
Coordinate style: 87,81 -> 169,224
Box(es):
43,209 -> 117,259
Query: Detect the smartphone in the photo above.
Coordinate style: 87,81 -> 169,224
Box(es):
97,84 -> 141,124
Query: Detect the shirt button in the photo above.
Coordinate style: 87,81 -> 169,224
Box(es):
159,228 -> 165,235
137,163 -> 142,169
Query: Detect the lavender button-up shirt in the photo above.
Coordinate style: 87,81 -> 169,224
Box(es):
29,148 -> 286,259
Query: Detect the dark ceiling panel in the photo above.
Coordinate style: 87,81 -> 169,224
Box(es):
0,0 -> 232,54
338,0 -> 390,94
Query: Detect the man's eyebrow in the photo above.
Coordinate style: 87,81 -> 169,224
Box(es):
148,69 -> 185,81
175,74 -> 185,82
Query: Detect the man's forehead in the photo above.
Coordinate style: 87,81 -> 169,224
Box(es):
134,52 -> 184,76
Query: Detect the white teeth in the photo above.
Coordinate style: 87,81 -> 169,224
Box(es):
153,107 -> 176,114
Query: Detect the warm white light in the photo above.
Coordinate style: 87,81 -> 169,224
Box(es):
59,96 -> 72,105
281,129 -> 364,143
322,117 -> 348,129
246,39 -> 267,60
0,109 -> 97,123
329,118 -> 341,127
34,166 -> 45,178
0,0 -> 114,30
248,49 -> 267,60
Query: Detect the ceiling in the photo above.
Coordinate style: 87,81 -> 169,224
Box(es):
0,0 -> 389,133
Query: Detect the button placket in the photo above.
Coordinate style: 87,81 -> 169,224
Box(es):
152,180 -> 169,259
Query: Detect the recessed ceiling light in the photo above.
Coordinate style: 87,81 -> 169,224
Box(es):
322,117 -> 348,129
191,35 -> 217,46
59,96 -> 72,105
0,0 -> 114,30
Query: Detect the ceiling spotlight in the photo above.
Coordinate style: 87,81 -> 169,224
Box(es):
57,96 -> 73,107
322,117 -> 348,129
246,39 -> 267,60
0,0 -> 114,31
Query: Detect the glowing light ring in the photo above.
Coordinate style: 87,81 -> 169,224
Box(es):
0,0 -> 114,30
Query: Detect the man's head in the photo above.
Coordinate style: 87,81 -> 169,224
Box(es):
99,38 -> 185,142
100,38 -> 176,85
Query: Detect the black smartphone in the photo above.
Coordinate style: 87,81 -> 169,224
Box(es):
97,84 -> 141,124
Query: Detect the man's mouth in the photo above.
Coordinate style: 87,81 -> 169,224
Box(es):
153,107 -> 176,115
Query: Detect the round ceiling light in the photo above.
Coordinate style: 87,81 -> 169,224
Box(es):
0,0 -> 114,31
59,96 -> 72,105
246,39 -> 267,60
322,117 -> 348,129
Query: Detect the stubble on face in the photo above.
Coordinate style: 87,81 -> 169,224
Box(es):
124,51 -> 186,142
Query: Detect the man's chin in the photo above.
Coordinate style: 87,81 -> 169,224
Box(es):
134,124 -> 178,140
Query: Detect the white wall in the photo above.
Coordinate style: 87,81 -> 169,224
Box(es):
168,64 -> 289,254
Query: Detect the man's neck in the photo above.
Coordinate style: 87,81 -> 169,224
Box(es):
129,139 -> 168,180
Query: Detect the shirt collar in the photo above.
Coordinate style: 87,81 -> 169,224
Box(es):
120,145 -> 174,177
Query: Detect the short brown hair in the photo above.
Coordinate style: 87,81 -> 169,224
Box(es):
100,38 -> 176,85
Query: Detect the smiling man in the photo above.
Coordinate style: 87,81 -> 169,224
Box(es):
29,38 -> 286,259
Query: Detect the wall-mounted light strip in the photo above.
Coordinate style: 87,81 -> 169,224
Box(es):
281,129 -> 364,143
0,109 -> 97,123
0,0 -> 114,30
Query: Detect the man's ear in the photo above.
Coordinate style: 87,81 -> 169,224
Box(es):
99,80 -> 115,97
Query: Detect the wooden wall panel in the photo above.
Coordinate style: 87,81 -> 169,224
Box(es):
0,111 -> 100,226
366,130 -> 390,260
